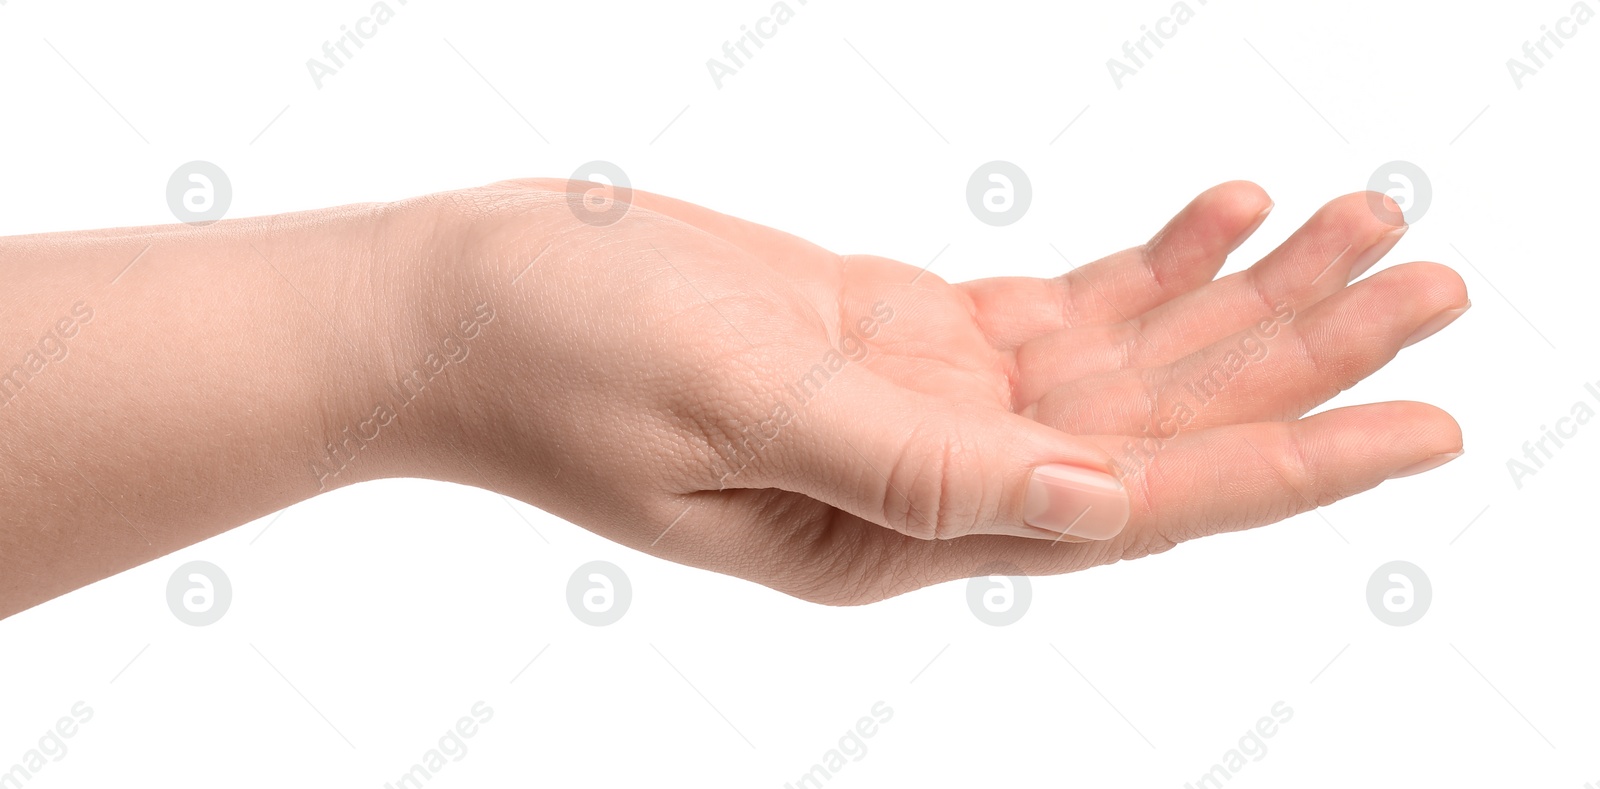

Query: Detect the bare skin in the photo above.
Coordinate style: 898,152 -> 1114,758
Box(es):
0,179 -> 1466,616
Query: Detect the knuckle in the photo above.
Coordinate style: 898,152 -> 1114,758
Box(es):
1135,367 -> 1166,435
1285,322 -> 1358,399
882,415 -> 982,541
1139,241 -> 1172,292
1117,447 -> 1164,529
1272,426 -> 1332,508
1246,266 -> 1285,317
1054,273 -> 1085,331
1114,320 -> 1144,369
1118,527 -> 1180,563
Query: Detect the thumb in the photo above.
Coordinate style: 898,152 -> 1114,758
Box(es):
733,367 -> 1131,541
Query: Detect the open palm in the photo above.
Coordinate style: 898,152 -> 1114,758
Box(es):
444,180 -> 1465,604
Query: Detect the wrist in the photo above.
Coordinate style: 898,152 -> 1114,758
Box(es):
215,201 -> 438,496
353,186 -> 563,495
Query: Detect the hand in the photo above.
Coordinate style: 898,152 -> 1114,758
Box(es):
396,179 -> 1467,605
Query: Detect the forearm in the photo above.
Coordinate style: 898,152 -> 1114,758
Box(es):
0,203 -> 438,617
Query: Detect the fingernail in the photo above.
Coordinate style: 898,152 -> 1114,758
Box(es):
1346,226 -> 1407,284
1024,464 -> 1130,540
1402,301 -> 1471,349
1388,450 -> 1463,480
1228,202 -> 1274,253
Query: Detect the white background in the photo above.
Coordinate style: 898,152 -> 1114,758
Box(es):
2,0 -> 1597,786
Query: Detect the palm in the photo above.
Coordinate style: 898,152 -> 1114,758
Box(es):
490,180 -> 1465,604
